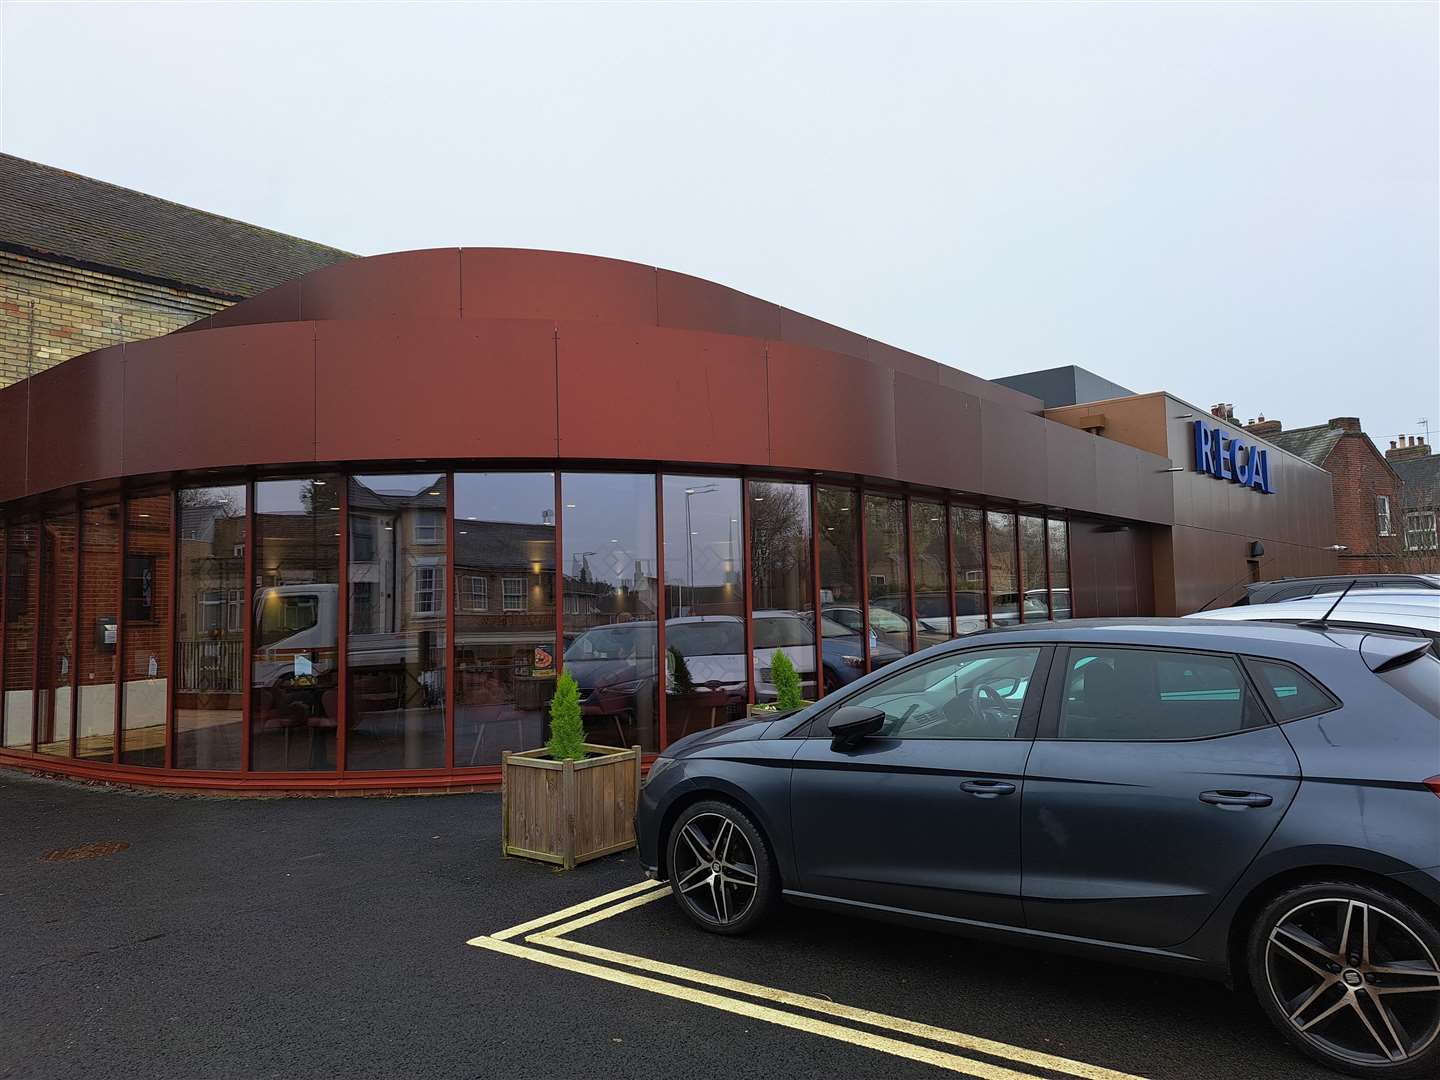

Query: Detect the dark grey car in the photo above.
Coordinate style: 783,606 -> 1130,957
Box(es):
636,620 -> 1440,1078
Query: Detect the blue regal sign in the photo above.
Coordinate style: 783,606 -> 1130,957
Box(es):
1193,420 -> 1274,493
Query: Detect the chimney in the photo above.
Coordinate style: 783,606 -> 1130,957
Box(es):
1386,434 -> 1432,462
1328,417 -> 1362,433
1245,415 -> 1282,439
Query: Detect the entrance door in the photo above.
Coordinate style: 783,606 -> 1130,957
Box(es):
790,645 -> 1048,927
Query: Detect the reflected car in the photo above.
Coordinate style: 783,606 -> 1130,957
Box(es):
562,623 -> 661,724
637,620 -> 1440,1078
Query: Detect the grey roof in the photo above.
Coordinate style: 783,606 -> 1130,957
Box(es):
0,153 -> 354,299
992,365 -> 1135,408
1393,454 -> 1440,510
1266,423 -> 1346,466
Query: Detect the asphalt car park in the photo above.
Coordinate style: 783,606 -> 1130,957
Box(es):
0,770 -> 1345,1080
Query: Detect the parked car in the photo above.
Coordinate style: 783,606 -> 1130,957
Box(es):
638,620 -> 1440,1078
1188,589 -> 1440,650
1238,574 -> 1440,606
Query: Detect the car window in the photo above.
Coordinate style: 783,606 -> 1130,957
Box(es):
822,647 -> 1042,740
1059,647 -> 1266,740
665,622 -> 745,656
753,616 -> 813,648
1375,653 -> 1440,718
1247,659 -> 1339,721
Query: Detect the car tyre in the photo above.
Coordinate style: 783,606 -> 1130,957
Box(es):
666,799 -> 778,936
1247,880 -> 1440,1079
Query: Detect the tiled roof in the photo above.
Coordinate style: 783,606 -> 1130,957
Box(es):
1393,454 -> 1440,511
1265,424 -> 1345,466
0,153 -> 354,299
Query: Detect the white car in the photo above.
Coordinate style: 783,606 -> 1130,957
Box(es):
1186,589 -> 1440,649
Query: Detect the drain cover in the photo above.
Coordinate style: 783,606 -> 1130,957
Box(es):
41,841 -> 130,863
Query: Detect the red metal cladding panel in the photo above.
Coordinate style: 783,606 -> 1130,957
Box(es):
0,381 -> 28,502
301,249 -> 462,322
461,248 -> 657,324
893,373 -> 982,492
656,268 -> 782,340
175,279 -> 302,334
555,323 -> 769,465
1045,421 -> 1100,516
938,364 -> 1045,414
867,339 -> 942,384
778,307 -> 871,359
766,342 -> 897,479
1093,436 -> 1145,525
27,346 -> 125,494
122,323 -> 318,476
979,402 -> 1050,507
315,318 -> 558,462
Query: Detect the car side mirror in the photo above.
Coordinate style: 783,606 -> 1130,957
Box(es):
828,706 -> 885,750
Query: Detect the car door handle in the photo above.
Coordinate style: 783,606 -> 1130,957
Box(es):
1199,790 -> 1273,809
960,779 -> 1016,798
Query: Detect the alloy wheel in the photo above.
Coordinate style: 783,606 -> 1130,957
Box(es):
1265,897 -> 1440,1068
671,812 -> 759,926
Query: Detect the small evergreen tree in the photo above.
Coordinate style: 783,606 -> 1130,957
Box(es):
668,646 -> 695,696
771,650 -> 805,711
546,672 -> 586,761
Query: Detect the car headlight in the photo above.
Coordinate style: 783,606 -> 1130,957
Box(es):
644,756 -> 678,787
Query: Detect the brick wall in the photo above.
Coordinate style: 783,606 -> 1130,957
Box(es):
0,249 -> 230,388
1323,431 -> 1410,572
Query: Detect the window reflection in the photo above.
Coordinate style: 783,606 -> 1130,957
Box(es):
252,477 -> 339,771
749,480 -> 817,701
175,485 -> 246,769
561,474 -> 659,752
663,476 -> 745,742
817,487 -> 869,694
453,473 -> 556,767
121,494 -> 171,766
1048,519 -> 1071,619
951,506 -> 987,635
3,518 -> 36,750
911,500 -> 949,651
864,494 -> 911,662
346,474 -> 448,770
1020,515 -> 1050,623
987,511 -> 1020,627
37,511 -> 77,756
76,501 -> 119,761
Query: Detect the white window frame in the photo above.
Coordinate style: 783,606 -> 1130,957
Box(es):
1377,495 -> 1393,537
413,562 -> 444,616
469,575 -> 489,612
1404,510 -> 1438,551
413,509 -> 443,544
502,576 -> 527,613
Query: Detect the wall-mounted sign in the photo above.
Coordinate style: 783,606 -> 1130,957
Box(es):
1193,420 -> 1275,493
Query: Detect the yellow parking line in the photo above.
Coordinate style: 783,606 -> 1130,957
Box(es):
472,933 -> 1051,1080
487,878 -> 665,941
538,883 -> 675,936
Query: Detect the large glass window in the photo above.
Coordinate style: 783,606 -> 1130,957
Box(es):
1047,519 -> 1071,619
120,493 -> 171,766
662,476 -> 745,744
1058,648 -> 1265,740
175,485 -> 246,770
252,477 -> 339,771
749,480 -> 817,702
36,511 -> 77,756
987,511 -> 1019,627
561,473 -> 659,752
3,518 -> 37,749
911,500 -> 949,651
951,505 -> 986,635
453,473 -> 556,767
1019,515 -> 1050,623
865,493 -> 911,662
817,486 -> 864,695
346,474 -> 448,770
76,501 -> 119,761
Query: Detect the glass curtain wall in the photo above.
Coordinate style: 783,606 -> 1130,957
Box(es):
749,480 -> 816,702
864,494 -> 911,663
76,501 -> 119,761
453,473 -> 557,767
1048,519 -> 1071,619
346,474 -> 448,770
817,487 -> 863,693
662,476 -> 745,744
36,511 -> 77,756
561,474 -> 659,752
911,500 -> 948,650
951,506 -> 986,634
251,477 -> 340,771
175,485 -> 247,769
987,511 -> 1020,627
1019,515 -> 1050,623
3,518 -> 37,749
120,494 -> 171,766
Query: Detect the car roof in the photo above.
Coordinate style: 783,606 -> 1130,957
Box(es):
962,617 -> 1376,662
1188,593 -> 1440,633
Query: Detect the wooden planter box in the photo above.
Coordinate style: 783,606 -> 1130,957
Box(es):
501,743 -> 642,870
746,702 -> 814,718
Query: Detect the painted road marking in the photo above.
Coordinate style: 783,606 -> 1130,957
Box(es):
468,882 -> 1151,1080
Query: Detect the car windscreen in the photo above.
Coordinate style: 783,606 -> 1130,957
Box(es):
256,592 -> 319,647
664,622 -> 745,656
753,616 -> 813,648
565,625 -> 656,661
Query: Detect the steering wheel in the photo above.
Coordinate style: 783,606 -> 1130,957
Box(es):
973,682 -> 1010,731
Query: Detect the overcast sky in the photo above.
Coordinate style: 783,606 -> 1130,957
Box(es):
3,2 -> 1435,448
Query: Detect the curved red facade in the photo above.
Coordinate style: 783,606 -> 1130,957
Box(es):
0,249 -> 1175,793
